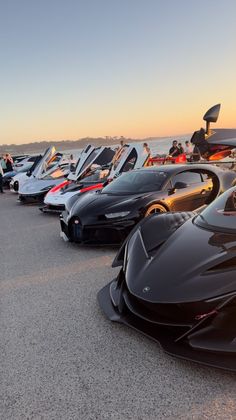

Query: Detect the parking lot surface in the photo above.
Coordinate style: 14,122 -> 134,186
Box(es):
1,193 -> 236,419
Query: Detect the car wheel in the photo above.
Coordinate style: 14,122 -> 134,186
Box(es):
145,203 -> 167,216
14,181 -> 19,192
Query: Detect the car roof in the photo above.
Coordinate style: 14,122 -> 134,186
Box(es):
134,163 -> 221,175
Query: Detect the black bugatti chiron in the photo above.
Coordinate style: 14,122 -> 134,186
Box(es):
60,163 -> 236,245
98,186 -> 236,371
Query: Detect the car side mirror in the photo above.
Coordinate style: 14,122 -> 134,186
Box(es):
168,181 -> 188,194
174,181 -> 188,189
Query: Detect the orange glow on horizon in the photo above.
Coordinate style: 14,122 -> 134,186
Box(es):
1,103 -> 235,145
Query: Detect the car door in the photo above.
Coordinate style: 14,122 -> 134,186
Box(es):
169,170 -> 206,211
32,146 -> 57,179
199,170 -> 214,203
69,145 -> 96,181
109,144 -> 149,179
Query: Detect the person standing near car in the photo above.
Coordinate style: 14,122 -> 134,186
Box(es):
1,154 -> 7,172
143,142 -> 151,156
178,142 -> 184,154
69,154 -> 75,172
168,140 -> 180,157
112,139 -> 128,165
4,153 -> 13,172
143,142 -> 152,165
0,162 -> 4,193
184,140 -> 193,160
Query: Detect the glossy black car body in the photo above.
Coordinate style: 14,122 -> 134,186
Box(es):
98,187 -> 236,371
60,163 -> 236,245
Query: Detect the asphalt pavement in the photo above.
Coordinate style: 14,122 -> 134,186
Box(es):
1,192 -> 236,420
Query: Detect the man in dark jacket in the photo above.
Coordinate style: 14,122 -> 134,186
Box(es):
169,140 -> 180,157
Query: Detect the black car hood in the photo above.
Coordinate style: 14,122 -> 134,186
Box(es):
71,191 -> 152,216
125,218 -> 236,303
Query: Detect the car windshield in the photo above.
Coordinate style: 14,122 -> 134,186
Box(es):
195,187 -> 236,232
79,169 -> 105,183
43,168 -> 67,180
102,170 -> 167,194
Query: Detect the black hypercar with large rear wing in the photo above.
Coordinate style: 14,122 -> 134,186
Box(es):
98,187 -> 236,371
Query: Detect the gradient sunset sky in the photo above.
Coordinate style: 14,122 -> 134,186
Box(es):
1,0 -> 236,145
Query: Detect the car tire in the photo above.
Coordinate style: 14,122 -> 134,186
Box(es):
145,203 -> 167,216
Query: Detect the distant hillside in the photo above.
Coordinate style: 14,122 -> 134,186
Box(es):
0,136 -> 166,155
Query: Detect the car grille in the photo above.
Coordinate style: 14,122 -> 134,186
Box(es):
48,204 -> 65,211
123,285 -> 218,327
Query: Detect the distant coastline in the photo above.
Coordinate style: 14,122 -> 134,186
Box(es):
0,134 -> 189,155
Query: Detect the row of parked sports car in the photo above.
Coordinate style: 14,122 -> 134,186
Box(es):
8,104 -> 236,371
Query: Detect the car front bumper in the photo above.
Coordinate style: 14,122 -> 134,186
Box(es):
40,203 -> 66,213
97,277 -> 236,372
18,192 -> 47,203
60,213 -> 137,245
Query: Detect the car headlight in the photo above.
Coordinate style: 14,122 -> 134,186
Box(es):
105,211 -> 130,219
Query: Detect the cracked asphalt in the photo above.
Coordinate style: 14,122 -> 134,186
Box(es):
1,192 -> 236,419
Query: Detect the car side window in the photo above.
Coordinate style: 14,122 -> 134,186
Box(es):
29,156 -> 40,162
172,171 -> 202,186
78,150 -> 99,173
200,171 -> 213,181
121,149 -> 138,172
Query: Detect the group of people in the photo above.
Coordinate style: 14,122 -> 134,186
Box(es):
0,153 -> 14,193
168,140 -> 193,159
1,153 -> 13,172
